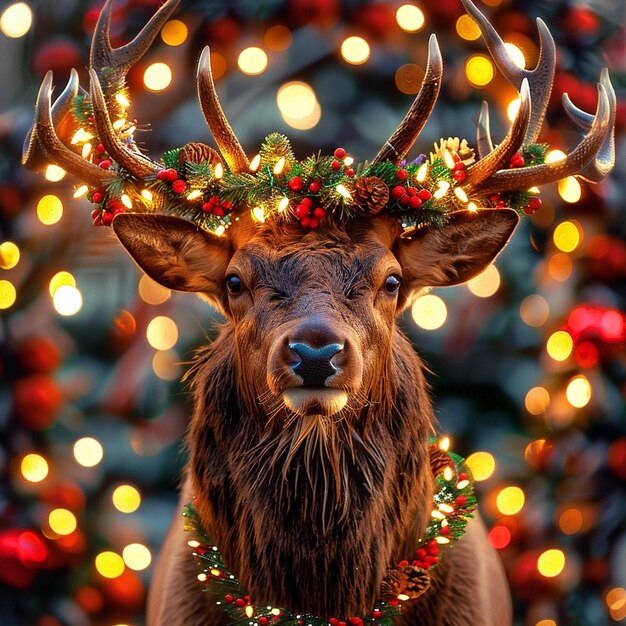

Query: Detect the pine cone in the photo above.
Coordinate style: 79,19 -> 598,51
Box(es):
179,142 -> 223,168
430,447 -> 453,479
354,176 -> 389,215
381,565 -> 431,601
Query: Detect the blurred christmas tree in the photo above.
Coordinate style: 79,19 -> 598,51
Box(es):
0,0 -> 624,625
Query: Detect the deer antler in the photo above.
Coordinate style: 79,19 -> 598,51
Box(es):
371,34 -> 443,166
197,47 -> 249,173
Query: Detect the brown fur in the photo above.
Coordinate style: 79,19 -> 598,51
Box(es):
112,210 -> 517,625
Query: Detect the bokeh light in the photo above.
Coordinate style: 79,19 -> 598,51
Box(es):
37,195 -> 63,225
559,508 -> 583,535
525,386 -> 550,415
466,451 -> 495,481
143,62 -> 172,92
0,2 -> 33,37
547,252 -> 573,282
558,177 -> 582,203
161,19 -> 187,46
546,330 -> 573,361
0,241 -> 20,269
73,437 -> 104,467
112,485 -> 141,513
95,551 -> 125,578
152,349 -> 182,381
0,280 -> 17,309
488,525 -> 511,549
264,25 -> 292,52
146,316 -> 179,351
519,294 -> 549,327
396,5 -> 425,32
467,264 -> 500,298
465,54 -> 494,87
496,486 -> 525,515
210,51 -> 227,80
49,271 -> 76,297
456,15 -> 480,40
506,97 -> 521,123
48,508 -> 77,536
340,36 -> 370,65
565,375 -> 591,408
606,588 -> 626,612
546,149 -> 567,163
276,81 -> 321,130
237,47 -> 268,75
53,284 -> 83,316
537,548 -> 565,577
503,42 -> 525,69
411,294 -> 447,330
21,453 -> 49,482
395,64 -> 424,95
122,543 -> 152,571
138,274 -> 171,305
44,164 -> 66,182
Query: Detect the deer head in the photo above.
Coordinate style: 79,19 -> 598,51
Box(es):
23,0 -> 614,506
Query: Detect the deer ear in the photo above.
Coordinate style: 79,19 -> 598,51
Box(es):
394,209 -> 519,309
113,213 -> 231,306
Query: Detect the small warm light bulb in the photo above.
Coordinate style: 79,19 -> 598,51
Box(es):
456,479 -> 470,489
187,190 -> 202,200
197,573 -> 207,582
73,185 -> 89,199
245,606 -> 254,618
438,503 -> 454,514
436,536 -> 451,544
431,510 -> 446,520
454,187 -> 468,203
252,207 -> 266,223
416,162 -> 428,182
273,157 -> 286,175
443,150 -> 456,169
45,165 -> 66,182
113,119 -> 126,131
81,143 -> 92,159
397,593 -> 410,602
116,93 -> 130,108
71,129 -> 86,145
278,197 -> 289,212
433,181 -> 450,199
188,540 -> 200,548
336,184 -> 351,199
249,154 -> 261,172
141,189 -> 153,202
439,436 -> 450,451
121,194 -> 132,209
443,467 -> 453,481
214,163 -> 224,179
343,156 -> 354,166
468,202 -> 478,212
214,225 -> 226,236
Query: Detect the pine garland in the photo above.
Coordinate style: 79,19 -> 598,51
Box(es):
182,444 -> 476,626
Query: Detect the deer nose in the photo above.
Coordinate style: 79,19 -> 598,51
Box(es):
288,342 -> 344,387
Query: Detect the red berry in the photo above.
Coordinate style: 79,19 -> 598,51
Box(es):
294,204 -> 309,218
406,186 -> 417,196
372,611 -> 383,619
453,170 -> 466,182
496,201 -> 506,208
313,207 -> 326,219
389,600 -> 399,607
399,194 -> 410,206
453,161 -> 465,171
348,618 -> 363,626
455,495 -> 467,506
334,147 -> 346,159
527,197 -> 542,211
91,208 -> 101,220
396,168 -> 409,180
235,598 -> 245,607
489,194 -> 501,203
309,218 -> 320,229
107,199 -> 124,211
417,189 -> 432,201
301,197 -> 313,207
345,167 -> 355,177
91,191 -> 104,204
112,207 -> 125,216
224,595 -> 234,603
300,215 -> 311,228
398,560 -> 409,567
98,159 -> 112,169
288,176 -> 303,191
221,200 -> 232,210
102,211 -> 114,226
409,196 -> 423,209
331,160 -> 342,171
96,143 -> 106,154
213,206 -> 225,217
458,472 -> 468,480
440,526 -> 450,535
391,185 -> 406,199
509,153 -> 525,168
259,618 -> 269,625
93,215 -> 103,226
157,169 -> 170,181
416,548 -> 427,559
330,619 -> 339,626
309,181 -> 321,193
172,179 -> 187,194
202,202 -> 212,212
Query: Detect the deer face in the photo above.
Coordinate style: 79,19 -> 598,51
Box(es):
113,209 -> 518,424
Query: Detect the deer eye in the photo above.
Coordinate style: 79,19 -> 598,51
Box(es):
226,275 -> 242,295
384,275 -> 401,295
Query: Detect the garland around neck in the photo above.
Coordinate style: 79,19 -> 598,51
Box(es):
183,441 -> 477,626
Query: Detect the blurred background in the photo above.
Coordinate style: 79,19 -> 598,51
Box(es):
0,0 -> 625,624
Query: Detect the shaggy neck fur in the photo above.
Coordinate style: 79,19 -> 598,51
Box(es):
187,325 -> 435,618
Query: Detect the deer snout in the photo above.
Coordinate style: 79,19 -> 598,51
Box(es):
288,342 -> 344,387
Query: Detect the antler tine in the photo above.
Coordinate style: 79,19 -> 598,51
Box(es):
90,0 -> 180,92
371,34 -> 443,166
460,0 -> 556,146
481,82 -> 611,195
23,71 -> 114,186
562,68 -> 616,182
23,69 -> 80,172
476,101 -> 494,160
197,46 -> 250,173
89,68 -> 159,179
464,78 -> 531,190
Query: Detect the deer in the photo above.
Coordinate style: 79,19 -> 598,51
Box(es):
22,0 -> 615,624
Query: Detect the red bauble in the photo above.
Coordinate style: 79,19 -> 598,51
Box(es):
18,337 -> 62,374
333,147 -> 346,159
309,181 -> 321,193
13,375 -> 63,430
396,169 -> 409,180
294,204 -> 309,218
102,212 -> 114,226
309,218 -> 320,229
172,179 -> 188,194
98,159 -> 112,169
300,215 -> 311,228
524,197 -> 542,215
417,189 -> 432,201
157,168 -> 179,182
288,176 -> 303,191
224,595 -> 234,603
509,153 -> 525,168
331,160 -> 342,171
313,207 -> 326,220
409,196 -> 422,209
372,611 -> 382,619
345,167 -> 355,177
391,185 -> 406,199
452,170 -> 466,182
91,191 -> 104,204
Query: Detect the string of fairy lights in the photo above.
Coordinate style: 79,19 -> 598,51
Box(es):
1,0 -> 625,625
